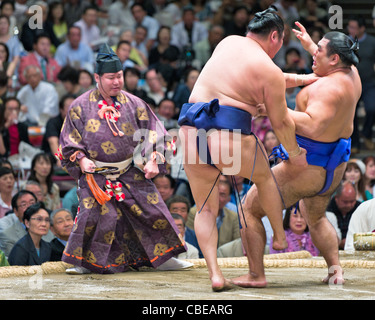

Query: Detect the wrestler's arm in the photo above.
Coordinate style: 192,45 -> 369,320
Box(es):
283,72 -> 319,88
263,69 -> 305,160
292,21 -> 318,56
288,85 -> 339,139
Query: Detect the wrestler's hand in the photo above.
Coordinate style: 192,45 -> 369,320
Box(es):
292,21 -> 317,55
254,103 -> 267,118
79,157 -> 96,173
287,147 -> 308,168
144,159 -> 159,179
299,73 -> 320,86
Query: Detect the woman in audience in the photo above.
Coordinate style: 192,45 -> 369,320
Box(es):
28,153 -> 61,211
270,206 -> 319,256
343,159 -> 368,202
363,155 -> 375,200
8,202 -> 51,265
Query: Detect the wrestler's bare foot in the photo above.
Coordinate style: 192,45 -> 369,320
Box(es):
272,235 -> 288,251
231,273 -> 267,288
322,267 -> 345,285
211,275 -> 234,292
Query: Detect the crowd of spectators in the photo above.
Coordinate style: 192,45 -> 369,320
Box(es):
0,0 -> 374,266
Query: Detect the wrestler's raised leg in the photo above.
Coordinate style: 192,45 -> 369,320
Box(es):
208,130 -> 287,252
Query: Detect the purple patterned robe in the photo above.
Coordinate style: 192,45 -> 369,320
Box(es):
59,89 -> 186,273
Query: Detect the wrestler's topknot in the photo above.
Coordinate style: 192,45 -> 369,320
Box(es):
247,6 -> 284,39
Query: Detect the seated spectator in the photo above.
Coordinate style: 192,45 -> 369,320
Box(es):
343,159 -> 368,202
270,205 -> 319,256
172,68 -> 199,112
299,0 -> 329,32
49,208 -> 74,261
148,26 -> 178,67
263,129 -> 281,167
363,155 -> 375,199
0,97 -> 31,158
273,0 -> 300,27
78,69 -> 94,91
41,94 -> 76,165
166,195 -> 191,222
0,190 -> 37,257
144,68 -> 169,105
0,15 -> 21,76
155,98 -> 178,130
18,33 -> 61,85
118,28 -> 148,71
170,6 -> 208,52
222,5 -> 250,37
172,213 -> 199,259
251,116 -> 272,144
0,0 -> 17,38
344,199 -> 375,251
17,65 -> 59,126
47,1 -> 68,45
54,25 -> 94,73
153,174 -> 175,202
123,67 -> 154,104
0,69 -> 8,102
57,66 -> 85,98
0,42 -> 17,78
23,180 -> 45,205
116,40 -> 135,71
19,1 -> 60,52
73,6 -> 100,49
193,24 -> 224,68
107,0 -> 135,31
63,0 -> 90,27
326,181 -> 361,249
131,3 -> 159,52
0,167 -> 15,218
28,153 -> 61,211
8,202 -> 52,265
229,175 -> 251,207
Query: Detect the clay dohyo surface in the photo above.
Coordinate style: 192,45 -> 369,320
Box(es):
0,252 -> 374,301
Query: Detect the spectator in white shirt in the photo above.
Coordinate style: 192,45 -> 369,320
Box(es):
17,65 -> 59,126
74,6 -> 100,48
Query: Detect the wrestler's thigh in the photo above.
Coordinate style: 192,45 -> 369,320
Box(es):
207,131 -> 270,179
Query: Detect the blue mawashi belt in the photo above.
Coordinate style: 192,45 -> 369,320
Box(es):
269,134 -> 351,194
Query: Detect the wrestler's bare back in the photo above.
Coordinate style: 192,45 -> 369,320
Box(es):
189,35 -> 282,116
292,67 -> 362,142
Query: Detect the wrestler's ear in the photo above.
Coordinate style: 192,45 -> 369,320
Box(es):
330,53 -> 340,66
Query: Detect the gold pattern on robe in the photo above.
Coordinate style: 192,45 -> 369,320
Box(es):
130,204 -> 142,216
70,106 -> 82,120
104,231 -> 115,244
89,89 -> 100,102
148,130 -> 157,144
69,129 -> 82,145
121,122 -> 135,136
101,203 -> 109,215
82,196 -> 96,209
84,250 -> 97,264
152,219 -> 167,230
153,243 -> 168,256
116,92 -> 128,104
73,247 -> 83,257
137,107 -> 149,120
101,141 -> 117,155
88,150 -> 98,159
134,173 -> 144,181
115,253 -> 125,264
116,208 -> 122,220
85,225 -> 95,237
85,119 -> 101,133
147,192 -> 159,204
